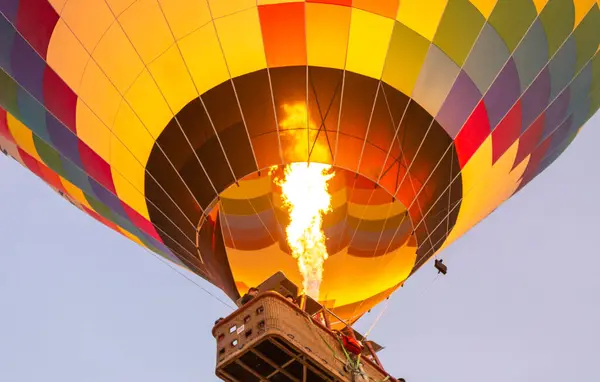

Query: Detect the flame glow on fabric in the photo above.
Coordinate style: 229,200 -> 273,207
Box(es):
272,163 -> 335,300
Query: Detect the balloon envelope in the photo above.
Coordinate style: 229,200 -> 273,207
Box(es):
0,0 -> 598,324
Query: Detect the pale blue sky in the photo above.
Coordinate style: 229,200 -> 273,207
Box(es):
1,115 -> 599,382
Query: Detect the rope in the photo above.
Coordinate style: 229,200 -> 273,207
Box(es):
143,246 -> 236,311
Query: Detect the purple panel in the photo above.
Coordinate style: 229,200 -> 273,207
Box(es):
521,67 -> 551,131
0,15 -> 16,74
89,177 -> 128,219
222,209 -> 276,230
484,58 -> 521,129
10,34 -> 44,102
348,219 -> 411,249
541,88 -> 570,141
0,0 -> 20,22
323,219 -> 347,240
46,113 -> 82,166
436,71 -> 482,138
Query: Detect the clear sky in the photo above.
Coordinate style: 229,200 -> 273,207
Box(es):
1,115 -> 599,382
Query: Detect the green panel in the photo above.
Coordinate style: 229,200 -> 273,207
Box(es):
382,22 -> 430,96
32,135 -> 65,177
573,5 -> 600,72
488,0 -> 538,53
539,0 -> 575,57
592,54 -> 600,92
84,194 -> 118,224
433,0 -> 485,67
0,69 -> 20,118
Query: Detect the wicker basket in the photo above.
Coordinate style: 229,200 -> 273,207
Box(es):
212,292 -> 392,382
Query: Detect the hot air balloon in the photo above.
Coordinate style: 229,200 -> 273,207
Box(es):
1,0 -> 599,351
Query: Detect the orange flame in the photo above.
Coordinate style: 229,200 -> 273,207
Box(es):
273,163 -> 334,300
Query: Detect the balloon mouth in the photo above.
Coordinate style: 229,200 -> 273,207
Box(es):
145,65 -> 462,310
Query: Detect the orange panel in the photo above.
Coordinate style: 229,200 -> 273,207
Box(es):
259,2 -> 307,67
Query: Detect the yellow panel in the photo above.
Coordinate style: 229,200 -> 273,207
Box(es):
124,70 -> 172,138
110,139 -> 151,219
78,60 -> 123,128
178,24 -> 231,94
157,0 -> 212,40
118,0 -> 175,64
347,200 -> 406,220
227,242 -> 415,307
346,9 -> 395,79
6,114 -> 42,162
574,0 -> 597,27
208,0 -> 255,19
322,245 -> 415,305
47,0 -> 67,12
214,7 -> 267,78
61,0 -> 114,52
147,45 -> 197,115
469,0 -> 498,18
111,101 -> 155,164
396,0 -> 447,41
47,20 -> 90,93
117,226 -> 146,247
220,175 -> 273,200
532,0 -> 549,13
76,101 -> 111,163
60,177 -> 93,210
381,23 -> 430,96
92,22 -> 145,94
105,0 -> 137,16
306,3 -> 351,69
442,137 -> 528,250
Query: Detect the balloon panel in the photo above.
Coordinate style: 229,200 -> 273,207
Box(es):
0,0 -> 599,323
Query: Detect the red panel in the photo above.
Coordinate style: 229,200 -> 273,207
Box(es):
43,67 -> 77,133
307,0 -> 352,5
491,102 -> 522,164
259,2 -> 307,67
78,141 -> 116,193
121,202 -> 163,242
37,162 -> 67,193
353,0 -> 399,18
513,114 -> 545,169
455,101 -> 490,168
516,137 -> 552,192
17,148 -> 44,178
0,108 -> 15,143
16,0 -> 60,58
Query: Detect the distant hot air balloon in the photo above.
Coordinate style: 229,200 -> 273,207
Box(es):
0,0 -> 598,327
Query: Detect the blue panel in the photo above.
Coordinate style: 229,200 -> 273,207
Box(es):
567,61 -> 593,116
0,15 -> 16,75
46,113 -> 82,167
521,67 -> 551,132
60,156 -> 93,194
436,70 -> 482,138
10,35 -> 45,102
548,36 -> 577,100
513,19 -> 549,91
16,87 -> 49,141
541,89 -> 570,141
484,58 -> 521,129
